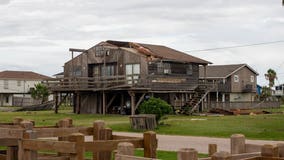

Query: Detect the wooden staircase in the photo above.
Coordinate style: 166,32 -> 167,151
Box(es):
188,90 -> 211,115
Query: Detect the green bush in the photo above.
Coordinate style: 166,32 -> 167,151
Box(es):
138,97 -> 172,123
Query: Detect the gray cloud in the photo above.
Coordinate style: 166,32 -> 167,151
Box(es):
0,0 -> 11,5
0,0 -> 283,84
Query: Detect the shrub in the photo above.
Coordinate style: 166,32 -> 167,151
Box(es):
138,97 -> 172,123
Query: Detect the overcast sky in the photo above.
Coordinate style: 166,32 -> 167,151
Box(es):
0,0 -> 284,86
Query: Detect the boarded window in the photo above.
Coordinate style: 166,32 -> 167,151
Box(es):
4,80 -> 8,89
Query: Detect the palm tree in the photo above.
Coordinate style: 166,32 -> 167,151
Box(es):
265,69 -> 277,88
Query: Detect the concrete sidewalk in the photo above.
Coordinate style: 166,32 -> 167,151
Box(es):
112,132 -> 284,154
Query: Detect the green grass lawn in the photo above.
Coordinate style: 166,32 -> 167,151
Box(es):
0,107 -> 284,140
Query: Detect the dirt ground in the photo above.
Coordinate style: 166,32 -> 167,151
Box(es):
111,132 -> 284,154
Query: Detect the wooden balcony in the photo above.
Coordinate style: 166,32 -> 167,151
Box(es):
242,84 -> 253,93
44,75 -> 201,92
44,75 -> 131,92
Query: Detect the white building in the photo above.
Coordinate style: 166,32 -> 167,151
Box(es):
0,71 -> 50,106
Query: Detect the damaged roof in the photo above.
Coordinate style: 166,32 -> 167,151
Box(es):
105,40 -> 211,64
199,64 -> 259,79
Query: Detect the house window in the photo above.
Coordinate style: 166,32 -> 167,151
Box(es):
101,65 -> 115,77
4,80 -> 8,89
186,64 -> 193,75
250,76 -> 254,83
17,80 -> 21,87
234,75 -> 239,83
126,64 -> 140,84
95,46 -> 110,57
157,62 -> 171,74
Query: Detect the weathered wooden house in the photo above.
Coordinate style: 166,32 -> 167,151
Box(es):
46,40 -> 211,114
199,64 -> 261,109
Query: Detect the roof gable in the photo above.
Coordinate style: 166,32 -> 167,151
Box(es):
0,71 -> 50,80
200,64 -> 259,79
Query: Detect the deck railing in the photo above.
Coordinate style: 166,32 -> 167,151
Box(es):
44,75 -> 202,92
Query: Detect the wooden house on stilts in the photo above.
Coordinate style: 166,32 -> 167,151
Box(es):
45,40 -> 212,115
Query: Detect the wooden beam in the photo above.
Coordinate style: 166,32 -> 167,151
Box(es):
84,139 -> 144,152
69,48 -> 86,52
135,93 -> 146,111
22,139 -> 77,154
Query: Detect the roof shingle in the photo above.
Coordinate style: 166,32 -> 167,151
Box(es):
0,71 -> 50,80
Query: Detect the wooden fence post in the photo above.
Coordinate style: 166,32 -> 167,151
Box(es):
177,148 -> 198,160
68,133 -> 85,160
231,134 -> 245,154
117,142 -> 135,156
261,144 -> 279,158
58,118 -> 72,156
100,128 -> 113,160
13,117 -> 24,125
19,121 -> 37,160
7,146 -> 18,160
93,120 -> 106,160
209,144 -> 218,156
277,143 -> 284,157
143,131 -> 157,158
212,151 -> 232,160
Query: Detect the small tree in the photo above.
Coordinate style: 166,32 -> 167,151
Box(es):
138,97 -> 172,123
265,69 -> 277,88
30,83 -> 49,104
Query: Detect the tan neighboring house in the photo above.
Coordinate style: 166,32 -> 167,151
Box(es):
200,64 -> 259,104
0,71 -> 50,107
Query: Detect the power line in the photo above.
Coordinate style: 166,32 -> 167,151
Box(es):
185,40 -> 284,53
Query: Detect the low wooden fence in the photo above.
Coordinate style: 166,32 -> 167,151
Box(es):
204,101 -> 280,110
0,118 -> 157,160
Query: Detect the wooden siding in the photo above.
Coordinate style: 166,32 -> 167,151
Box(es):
230,66 -> 257,93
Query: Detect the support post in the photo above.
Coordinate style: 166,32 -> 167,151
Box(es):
231,134 -> 246,154
129,92 -> 136,115
68,133 -> 85,160
58,118 -> 72,156
143,131 -> 157,158
55,92 -> 59,114
177,148 -> 198,160
103,91 -> 106,115
0,94 -> 3,107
